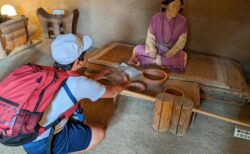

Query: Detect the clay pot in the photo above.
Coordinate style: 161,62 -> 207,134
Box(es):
126,81 -> 146,93
164,87 -> 184,97
141,69 -> 168,85
97,78 -> 115,86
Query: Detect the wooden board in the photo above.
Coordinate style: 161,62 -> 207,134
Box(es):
89,42 -> 134,67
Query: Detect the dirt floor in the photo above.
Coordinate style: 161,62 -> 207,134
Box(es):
0,95 -> 249,154
85,96 -> 250,154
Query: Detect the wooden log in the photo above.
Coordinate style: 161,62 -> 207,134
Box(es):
170,96 -> 194,136
152,93 -> 174,132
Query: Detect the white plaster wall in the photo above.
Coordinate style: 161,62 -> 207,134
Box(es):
0,0 -> 249,74
70,0 -> 161,47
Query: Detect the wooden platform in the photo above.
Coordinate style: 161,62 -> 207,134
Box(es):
88,42 -> 250,104
89,42 -> 133,67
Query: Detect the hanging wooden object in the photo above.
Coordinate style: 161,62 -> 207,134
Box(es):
0,16 -> 31,57
36,8 -> 79,39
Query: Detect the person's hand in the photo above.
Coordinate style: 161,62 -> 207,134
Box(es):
120,71 -> 130,87
122,72 -> 129,83
90,69 -> 113,80
95,69 -> 112,80
128,57 -> 140,66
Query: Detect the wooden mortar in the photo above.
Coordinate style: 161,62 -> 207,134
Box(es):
164,87 -> 184,97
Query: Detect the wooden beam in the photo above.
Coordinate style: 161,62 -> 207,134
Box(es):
121,90 -> 156,102
192,108 -> 250,128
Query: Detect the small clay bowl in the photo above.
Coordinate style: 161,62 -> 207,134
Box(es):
164,87 -> 184,97
141,69 -> 168,85
126,81 -> 146,93
97,78 -> 115,86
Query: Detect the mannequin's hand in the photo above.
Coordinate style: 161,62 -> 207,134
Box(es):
165,51 -> 176,59
148,51 -> 157,59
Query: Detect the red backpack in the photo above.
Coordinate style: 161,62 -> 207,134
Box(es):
0,64 -> 79,146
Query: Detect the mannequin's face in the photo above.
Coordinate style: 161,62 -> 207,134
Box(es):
166,0 -> 181,18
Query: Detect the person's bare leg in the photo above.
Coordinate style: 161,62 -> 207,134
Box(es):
71,123 -> 105,154
84,123 -> 105,151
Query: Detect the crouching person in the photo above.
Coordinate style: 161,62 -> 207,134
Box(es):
22,34 -> 129,154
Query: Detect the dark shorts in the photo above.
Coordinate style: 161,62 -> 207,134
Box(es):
23,119 -> 92,154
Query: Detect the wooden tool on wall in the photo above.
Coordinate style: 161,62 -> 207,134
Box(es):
36,8 -> 79,39
0,16 -> 32,58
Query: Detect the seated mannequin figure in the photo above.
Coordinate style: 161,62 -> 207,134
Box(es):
128,0 -> 188,71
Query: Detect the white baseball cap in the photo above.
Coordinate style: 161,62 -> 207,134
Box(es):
51,33 -> 93,65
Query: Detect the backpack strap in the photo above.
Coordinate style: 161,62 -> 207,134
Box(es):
66,70 -> 80,76
36,69 -> 80,154
43,103 -> 78,154
38,75 -> 79,135
46,125 -> 55,154
63,82 -> 84,120
26,63 -> 44,72
45,82 -> 78,154
63,83 -> 77,104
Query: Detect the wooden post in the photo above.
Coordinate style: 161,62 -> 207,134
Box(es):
152,93 -> 174,132
170,97 -> 194,136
